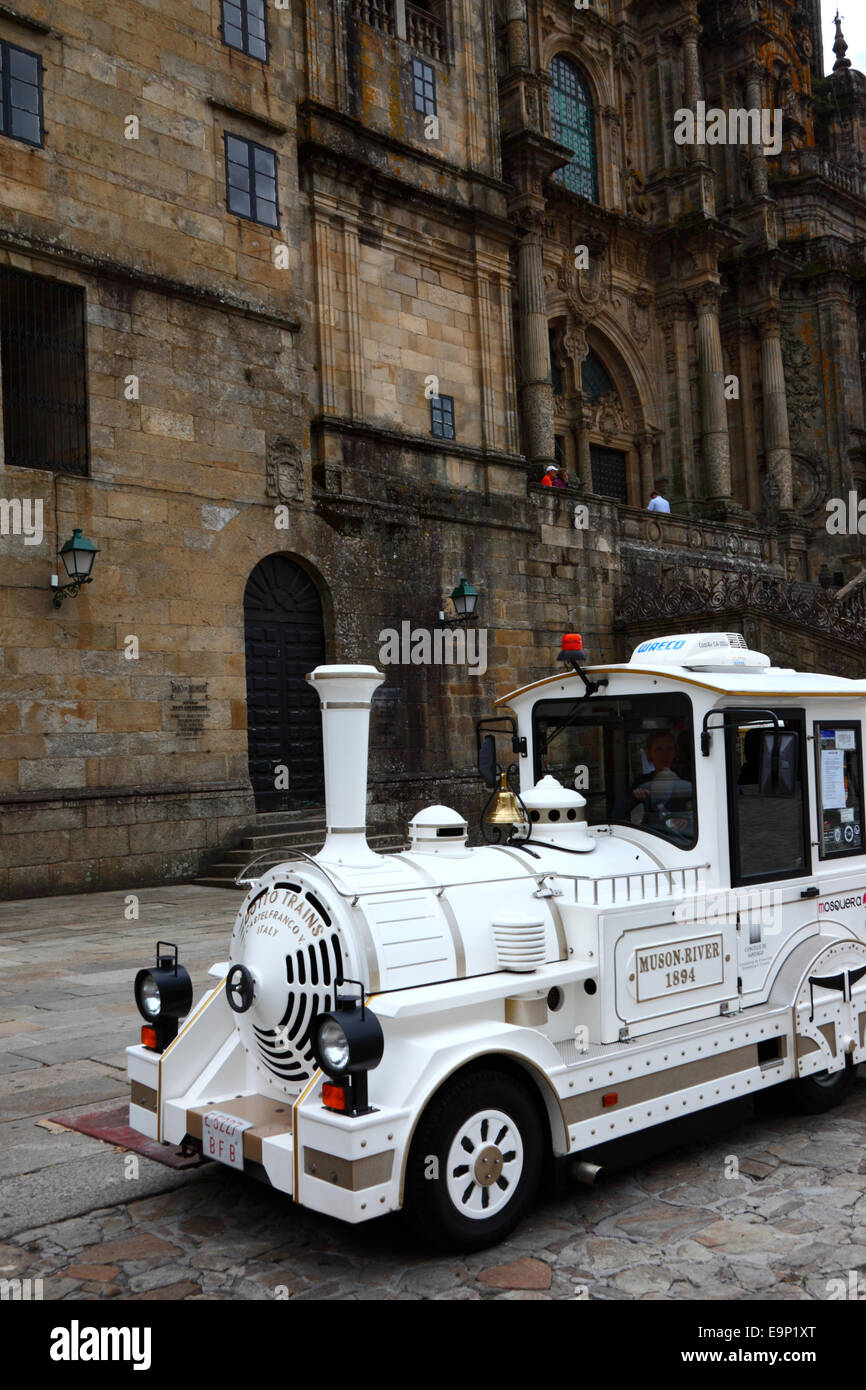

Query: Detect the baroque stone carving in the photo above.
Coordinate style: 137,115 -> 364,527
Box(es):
266,436 -> 304,502
629,285 -> 652,345
615,573 -> 866,658
780,319 -> 821,441
594,391 -> 630,438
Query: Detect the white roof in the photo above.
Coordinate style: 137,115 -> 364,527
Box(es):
497,631 -> 866,704
498,664 -> 866,704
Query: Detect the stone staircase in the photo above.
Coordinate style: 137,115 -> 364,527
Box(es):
195,806 -> 407,889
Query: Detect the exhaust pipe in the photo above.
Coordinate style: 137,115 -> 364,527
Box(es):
571,1159 -> 602,1186
306,665 -> 385,866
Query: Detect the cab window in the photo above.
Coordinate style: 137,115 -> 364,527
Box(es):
532,692 -> 697,849
815,721 -> 864,858
725,709 -> 809,886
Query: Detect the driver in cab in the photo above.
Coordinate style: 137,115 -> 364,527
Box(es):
615,728 -> 693,835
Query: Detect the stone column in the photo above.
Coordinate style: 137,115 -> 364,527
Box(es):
577,402 -> 593,491
757,308 -> 794,512
517,223 -> 555,466
680,15 -> 702,110
693,284 -> 732,501
735,321 -> 760,514
505,0 -> 529,69
637,432 -> 655,504
744,61 -> 769,198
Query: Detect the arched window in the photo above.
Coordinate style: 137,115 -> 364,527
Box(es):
550,56 -> 599,202
581,348 -> 614,400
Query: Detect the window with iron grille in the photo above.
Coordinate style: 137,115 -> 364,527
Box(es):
220,0 -> 269,61
550,55 -> 598,203
224,133 -> 279,227
412,57 -> 436,115
0,41 -> 44,148
0,268 -> 89,475
590,445 -> 627,502
430,393 -> 455,439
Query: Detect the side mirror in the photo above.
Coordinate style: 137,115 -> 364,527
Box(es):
759,730 -> 798,797
478,733 -> 499,789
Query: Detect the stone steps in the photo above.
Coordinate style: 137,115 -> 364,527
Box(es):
195,808 -> 405,888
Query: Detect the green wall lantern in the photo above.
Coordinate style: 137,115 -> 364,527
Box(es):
52,528 -> 99,608
449,576 -> 479,621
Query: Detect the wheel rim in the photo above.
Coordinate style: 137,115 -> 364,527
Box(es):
445,1108 -> 524,1221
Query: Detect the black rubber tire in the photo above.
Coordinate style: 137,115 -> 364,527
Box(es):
402,1068 -> 543,1252
785,1060 -> 858,1114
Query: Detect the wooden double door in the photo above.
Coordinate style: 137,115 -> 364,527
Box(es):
243,555 -> 326,810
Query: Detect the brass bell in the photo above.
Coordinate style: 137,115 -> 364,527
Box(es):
485,771 -> 523,824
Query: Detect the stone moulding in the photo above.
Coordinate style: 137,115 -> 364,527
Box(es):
0,229 -> 302,333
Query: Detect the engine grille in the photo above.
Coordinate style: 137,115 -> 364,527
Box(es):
251,888 -> 345,1085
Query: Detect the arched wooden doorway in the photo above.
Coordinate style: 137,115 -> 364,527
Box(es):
243,554 -> 326,810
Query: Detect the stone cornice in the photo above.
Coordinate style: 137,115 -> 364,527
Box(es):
0,227 -> 302,332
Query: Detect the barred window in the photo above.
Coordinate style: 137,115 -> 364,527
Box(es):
225,133 -> 279,227
221,0 -> 269,61
412,57 -> 436,115
550,55 -> 598,202
0,268 -> 89,475
0,41 -> 44,148
430,393 -> 455,439
590,445 -> 627,502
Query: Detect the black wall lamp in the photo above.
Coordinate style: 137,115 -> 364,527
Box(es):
51,528 -> 99,608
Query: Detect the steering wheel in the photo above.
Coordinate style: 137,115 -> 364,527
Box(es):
225,963 -> 255,1013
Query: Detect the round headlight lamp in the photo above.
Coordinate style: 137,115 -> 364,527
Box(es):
312,992 -> 384,1079
134,942 -> 193,1025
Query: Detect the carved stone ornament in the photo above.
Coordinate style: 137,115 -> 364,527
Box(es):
791,453 -> 827,518
780,319 -> 822,442
594,391 -> 630,439
629,285 -> 652,345
625,166 -> 649,218
557,243 -> 607,313
266,436 -> 305,502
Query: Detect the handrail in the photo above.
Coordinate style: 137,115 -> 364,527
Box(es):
236,847 -> 713,905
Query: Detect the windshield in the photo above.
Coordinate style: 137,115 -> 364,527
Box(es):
532,692 -> 697,849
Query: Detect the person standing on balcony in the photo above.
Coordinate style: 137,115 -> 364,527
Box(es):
647,489 -> 670,512
542,464 -> 568,488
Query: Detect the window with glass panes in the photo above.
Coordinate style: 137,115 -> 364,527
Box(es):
224,134 -> 278,227
0,41 -> 43,147
221,0 -> 269,60
412,57 -> 436,115
549,56 -> 598,202
430,393 -> 455,439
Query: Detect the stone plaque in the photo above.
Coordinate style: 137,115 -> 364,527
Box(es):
169,680 -> 209,736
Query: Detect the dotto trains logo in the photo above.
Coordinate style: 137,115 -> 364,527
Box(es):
817,891 -> 865,915
238,886 -> 326,941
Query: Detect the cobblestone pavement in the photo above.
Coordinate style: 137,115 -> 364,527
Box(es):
2,886 -> 866,1300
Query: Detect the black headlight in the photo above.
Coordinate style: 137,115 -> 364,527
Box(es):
311,986 -> 383,1116
134,942 -> 192,1046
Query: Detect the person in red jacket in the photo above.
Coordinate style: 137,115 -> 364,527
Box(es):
542,464 -> 568,488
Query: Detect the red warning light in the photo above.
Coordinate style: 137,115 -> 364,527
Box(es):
561,633 -> 583,652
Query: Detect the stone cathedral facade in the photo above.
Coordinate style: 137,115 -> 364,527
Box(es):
1,0 -> 865,895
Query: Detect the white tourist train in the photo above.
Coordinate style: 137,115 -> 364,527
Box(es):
126,632 -> 866,1248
